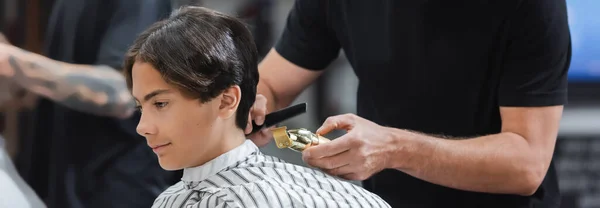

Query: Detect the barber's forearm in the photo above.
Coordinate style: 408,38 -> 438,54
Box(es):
6,50 -> 135,118
257,77 -> 297,113
390,129 -> 547,196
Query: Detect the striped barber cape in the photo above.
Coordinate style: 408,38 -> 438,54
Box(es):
152,140 -> 391,208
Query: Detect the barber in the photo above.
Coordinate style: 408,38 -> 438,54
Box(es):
246,0 -> 570,207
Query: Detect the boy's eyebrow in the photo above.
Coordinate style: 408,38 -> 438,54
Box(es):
140,89 -> 172,102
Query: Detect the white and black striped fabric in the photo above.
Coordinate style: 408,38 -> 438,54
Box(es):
152,140 -> 391,208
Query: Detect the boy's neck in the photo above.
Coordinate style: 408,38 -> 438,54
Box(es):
188,126 -> 247,168
181,129 -> 258,183
219,128 -> 247,153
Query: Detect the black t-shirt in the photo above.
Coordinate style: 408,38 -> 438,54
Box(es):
15,0 -> 179,208
275,0 -> 570,207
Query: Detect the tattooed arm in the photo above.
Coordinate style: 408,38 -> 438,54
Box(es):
0,43 -> 135,118
0,33 -> 8,44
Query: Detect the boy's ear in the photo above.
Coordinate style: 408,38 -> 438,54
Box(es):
218,85 -> 241,119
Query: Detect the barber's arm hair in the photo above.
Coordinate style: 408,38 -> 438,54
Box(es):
5,47 -> 134,118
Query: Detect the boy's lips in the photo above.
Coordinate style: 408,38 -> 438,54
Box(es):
149,142 -> 172,153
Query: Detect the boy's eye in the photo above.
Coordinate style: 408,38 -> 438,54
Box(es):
154,102 -> 168,109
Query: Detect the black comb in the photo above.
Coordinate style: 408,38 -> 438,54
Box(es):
247,103 -> 307,135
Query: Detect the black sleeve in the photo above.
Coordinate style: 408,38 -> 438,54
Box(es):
95,0 -> 172,70
274,0 -> 341,70
498,0 -> 571,107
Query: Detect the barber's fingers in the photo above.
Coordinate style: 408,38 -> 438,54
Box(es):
248,127 -> 273,147
244,94 -> 268,134
316,113 -> 357,135
324,164 -> 354,177
251,94 -> 268,125
304,148 -> 351,170
303,133 -> 353,160
244,112 -> 253,134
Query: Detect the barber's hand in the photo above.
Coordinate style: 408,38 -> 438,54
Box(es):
302,113 -> 396,181
245,94 -> 274,147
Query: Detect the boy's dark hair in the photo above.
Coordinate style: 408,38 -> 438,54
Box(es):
124,6 -> 259,129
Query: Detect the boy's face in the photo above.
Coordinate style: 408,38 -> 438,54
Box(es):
131,61 -> 233,170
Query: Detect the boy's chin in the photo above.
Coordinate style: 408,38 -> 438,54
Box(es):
158,158 -> 184,171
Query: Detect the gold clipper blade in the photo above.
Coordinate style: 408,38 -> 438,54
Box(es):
271,126 -> 330,152
272,126 -> 294,149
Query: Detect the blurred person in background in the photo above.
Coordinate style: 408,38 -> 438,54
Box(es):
0,134 -> 46,208
0,0 -> 183,207
1,33 -> 46,208
247,0 -> 571,207
0,33 -> 7,44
